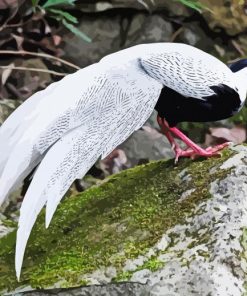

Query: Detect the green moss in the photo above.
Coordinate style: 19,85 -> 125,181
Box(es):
1,219 -> 17,228
0,148 -> 235,293
115,256 -> 164,282
114,270 -> 133,282
139,256 -> 164,272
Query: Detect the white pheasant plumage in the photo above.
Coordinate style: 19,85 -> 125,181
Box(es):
0,43 -> 246,280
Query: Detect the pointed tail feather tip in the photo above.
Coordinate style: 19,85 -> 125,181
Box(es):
45,210 -> 53,229
45,198 -> 60,229
15,247 -> 23,281
15,228 -> 31,281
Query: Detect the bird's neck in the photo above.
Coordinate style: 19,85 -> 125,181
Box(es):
234,67 -> 247,103
235,67 -> 247,79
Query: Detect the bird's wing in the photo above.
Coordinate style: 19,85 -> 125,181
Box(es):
140,46 -> 235,100
0,63 -> 103,205
0,81 -> 60,177
101,87 -> 156,159
14,59 -> 162,279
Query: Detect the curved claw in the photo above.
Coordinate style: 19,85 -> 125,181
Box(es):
156,116 -> 231,163
174,147 -> 194,163
205,141 -> 231,153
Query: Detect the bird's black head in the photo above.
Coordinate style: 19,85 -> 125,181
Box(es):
229,59 -> 247,73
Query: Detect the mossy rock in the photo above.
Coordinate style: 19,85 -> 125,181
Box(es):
1,145 -> 247,295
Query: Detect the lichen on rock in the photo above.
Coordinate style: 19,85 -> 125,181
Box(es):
1,145 -> 247,295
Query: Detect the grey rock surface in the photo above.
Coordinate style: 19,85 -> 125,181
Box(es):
77,0 -> 191,17
5,145 -> 247,296
119,126 -> 174,166
63,14 -> 122,68
63,12 -> 174,68
124,14 -> 173,47
11,283 -> 148,296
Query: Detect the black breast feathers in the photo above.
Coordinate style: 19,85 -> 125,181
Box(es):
155,84 -> 242,127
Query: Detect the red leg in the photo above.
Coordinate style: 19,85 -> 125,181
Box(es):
157,116 -> 230,161
169,126 -> 230,157
157,116 -> 194,162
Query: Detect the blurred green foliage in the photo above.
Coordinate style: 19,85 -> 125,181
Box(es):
31,0 -> 91,42
42,0 -> 76,8
229,106 -> 247,124
173,0 -> 205,12
30,0 -> 206,43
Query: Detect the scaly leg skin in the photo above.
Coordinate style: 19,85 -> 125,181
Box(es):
157,116 -> 230,162
169,126 -> 230,157
157,116 -> 194,163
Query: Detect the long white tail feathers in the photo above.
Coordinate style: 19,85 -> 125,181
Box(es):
0,82 -> 59,178
15,124 -> 102,280
0,137 -> 42,206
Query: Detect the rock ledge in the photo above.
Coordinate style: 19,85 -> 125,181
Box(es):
1,145 -> 247,296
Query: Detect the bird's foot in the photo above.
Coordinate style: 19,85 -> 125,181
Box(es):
193,142 -> 231,156
174,147 -> 193,163
174,142 -> 231,163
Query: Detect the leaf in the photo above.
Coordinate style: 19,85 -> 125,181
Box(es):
205,126 -> 247,147
42,0 -> 75,9
136,0 -> 150,10
49,8 -> 78,23
173,0 -> 205,13
62,19 -> 92,43
209,127 -> 246,144
1,63 -> 14,85
31,0 -> 39,6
